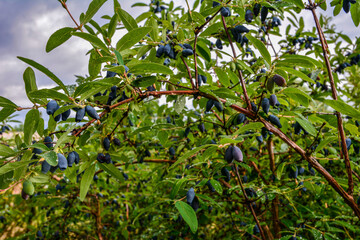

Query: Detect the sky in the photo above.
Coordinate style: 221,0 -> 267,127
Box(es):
0,0 -> 357,125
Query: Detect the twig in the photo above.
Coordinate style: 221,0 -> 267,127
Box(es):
220,14 -> 251,110
307,0 -> 353,196
180,56 -> 196,89
234,166 -> 266,240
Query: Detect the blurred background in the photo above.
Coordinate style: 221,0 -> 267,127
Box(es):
0,0 -> 357,125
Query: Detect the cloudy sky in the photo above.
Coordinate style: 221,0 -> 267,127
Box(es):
0,0 -> 357,124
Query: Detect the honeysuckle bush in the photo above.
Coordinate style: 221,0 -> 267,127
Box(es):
1,0 -> 360,239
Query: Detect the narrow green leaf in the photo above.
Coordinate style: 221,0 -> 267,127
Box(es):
81,0 -> 108,25
170,178 -> 187,199
0,96 -> 18,109
279,55 -> 322,68
323,99 -> 360,119
278,67 -> 315,84
350,1 -> 360,27
315,136 -> 337,153
117,8 -> 138,31
23,67 -> 38,103
175,201 -> 198,233
132,76 -> 157,87
107,14 -> 119,39
116,27 -> 152,51
295,117 -> 317,136
283,87 -> 312,107
46,27 -> 74,52
24,109 -> 39,145
0,108 -> 15,122
17,57 -> 69,95
29,89 -> 70,102
71,32 -> 110,53
196,41 -> 211,62
210,179 -> 222,194
170,144 -> 213,169
98,163 -> 125,181
0,160 -> 36,176
0,144 -> 15,157
246,34 -> 271,66
114,50 -> 124,65
131,62 -> 173,75
233,122 -> 264,135
80,164 -> 96,201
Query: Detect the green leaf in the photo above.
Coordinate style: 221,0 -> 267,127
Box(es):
233,122 -> 264,135
0,108 -> 15,122
29,89 -> 70,102
107,14 -> 118,39
23,67 -> 38,103
214,67 -> 230,87
46,27 -> 74,52
98,163 -> 125,181
175,95 -> 186,114
0,96 -> 17,109
196,41 -> 211,62
130,62 -> 173,75
295,117 -> 317,136
315,136 -> 337,153
350,0 -> 360,27
158,131 -> 168,145
116,27 -> 152,51
80,164 -> 96,201
114,50 -> 124,65
29,173 -> 50,184
39,151 -> 58,166
17,57 -> 69,95
81,0 -> 108,25
170,178 -> 187,199
199,22 -> 222,37
24,109 -> 39,145
0,160 -> 36,176
117,8 -> 138,31
283,87 -> 312,107
132,76 -> 157,87
323,99 -> 360,119
175,201 -> 198,233
0,144 -> 15,157
278,67 -> 315,84
170,144 -> 213,169
210,179 -> 222,194
246,34 -> 271,66
71,32 -> 110,53
282,0 -> 304,8
279,55 -> 322,68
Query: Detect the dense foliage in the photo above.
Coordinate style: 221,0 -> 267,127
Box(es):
1,0 -> 360,239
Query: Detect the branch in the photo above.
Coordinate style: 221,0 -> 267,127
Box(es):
307,0 -> 353,196
180,56 -> 196,89
220,15 -> 252,110
68,89 -> 360,219
234,166 -> 266,240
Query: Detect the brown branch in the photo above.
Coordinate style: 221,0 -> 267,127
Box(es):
234,166 -> 266,240
220,15 -> 251,110
307,1 -> 353,196
67,89 -> 360,218
180,56 -> 196,89
267,138 -> 281,237
194,34 -> 199,89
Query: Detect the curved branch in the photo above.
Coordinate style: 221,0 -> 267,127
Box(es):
70,89 -> 360,219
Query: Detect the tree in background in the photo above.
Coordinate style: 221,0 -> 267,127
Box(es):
0,0 -> 360,239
